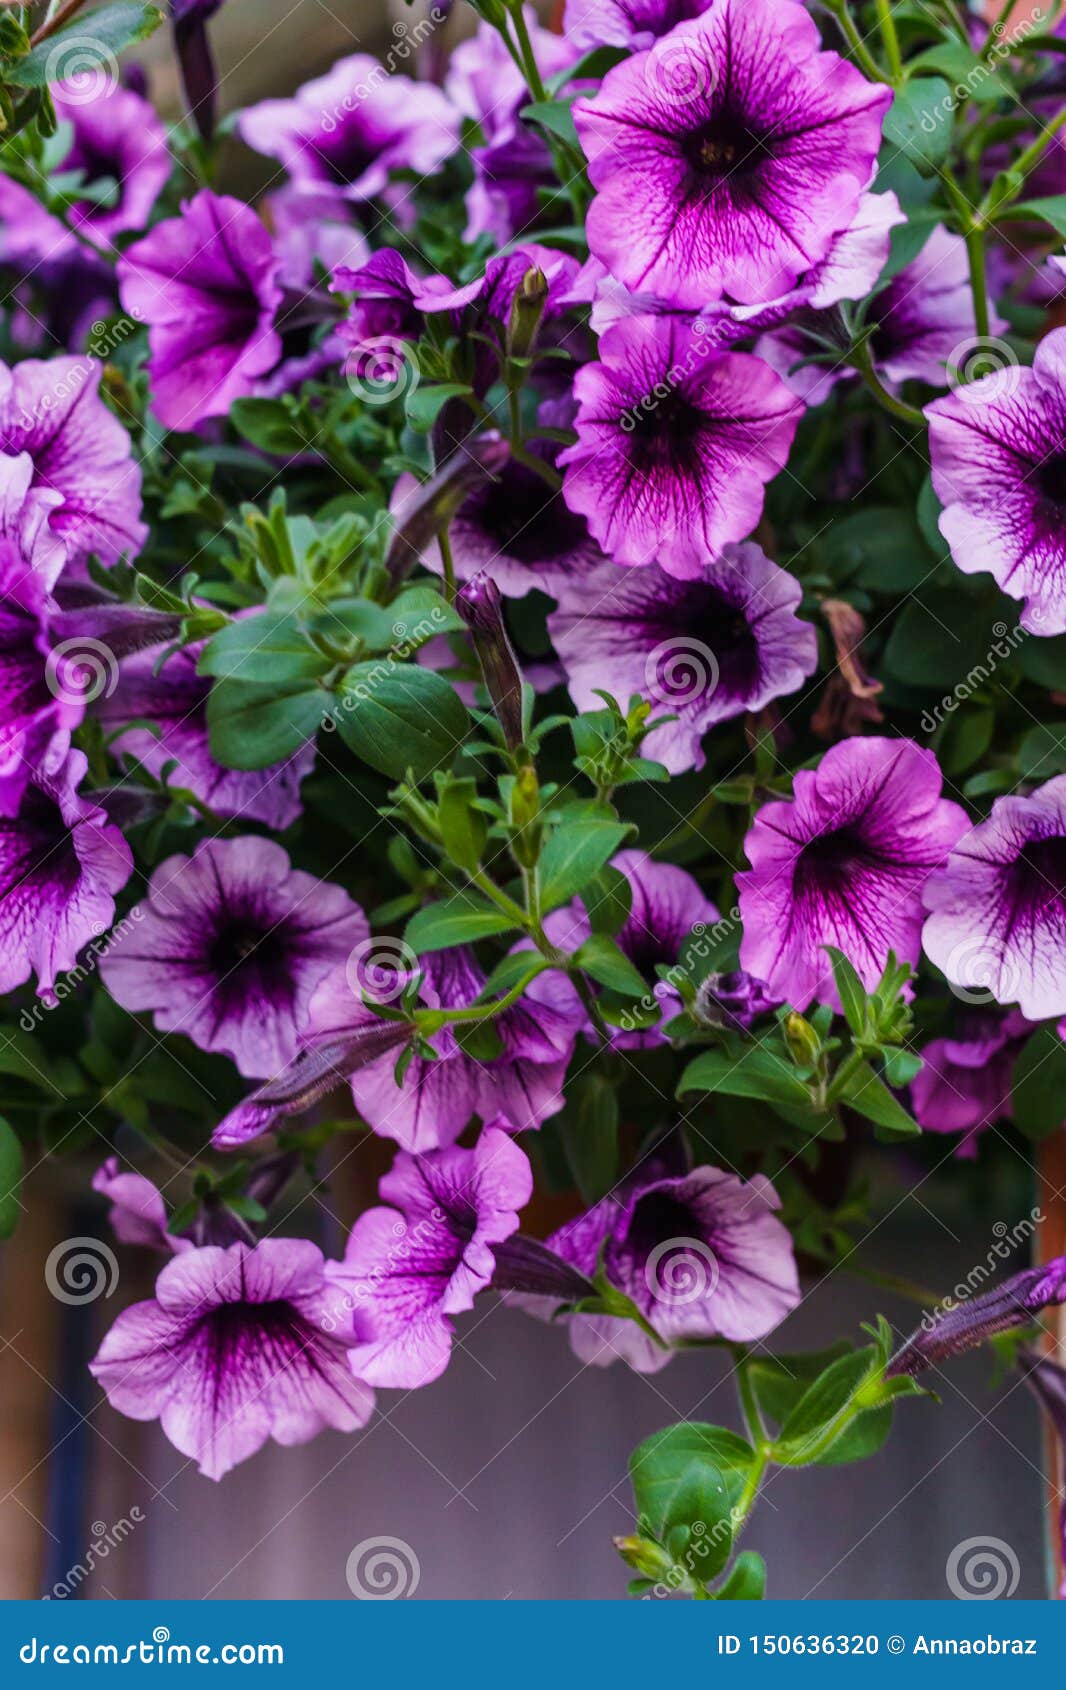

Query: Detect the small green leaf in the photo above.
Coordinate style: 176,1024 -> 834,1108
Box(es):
404,383 -> 474,433
825,946 -> 866,1037
206,679 -> 324,769
772,1348 -> 878,1466
713,1551 -> 766,1601
538,821 -> 630,911
228,397 -> 309,455
575,934 -> 648,998
558,1073 -> 618,1204
661,1459 -> 735,1580
6,4 -> 163,88
437,777 -> 488,872
0,1116 -> 22,1239
678,1047 -> 811,1110
199,614 -> 331,685
630,1424 -> 754,1539
336,662 -> 468,781
405,893 -> 519,953
881,78 -> 954,171
520,98 -> 579,149
840,1061 -> 921,1139
1012,1026 -> 1066,1141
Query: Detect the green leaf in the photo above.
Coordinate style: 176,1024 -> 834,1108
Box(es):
678,1047 -> 811,1110
206,679 -> 324,769
199,614 -> 330,686
437,777 -> 488,872
772,1348 -> 878,1466
547,44 -> 627,91
1003,196 -> 1066,240
714,1552 -> 766,1601
519,98 -> 579,149
405,893 -> 519,953
881,79 -> 954,171
825,946 -> 866,1037
336,662 -> 468,781
661,1460 -> 735,1580
839,1061 -> 921,1139
583,864 -> 632,937
6,4 -> 163,88
228,397 -> 309,456
630,1424 -> 754,1539
404,383 -> 474,434
1012,1025 -> 1066,1141
907,42 -> 1009,103
1018,723 -> 1066,782
538,820 -> 630,911
575,934 -> 648,998
0,1116 -> 22,1240
558,1073 -> 618,1204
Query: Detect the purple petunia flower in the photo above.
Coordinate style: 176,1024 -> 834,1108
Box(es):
926,327 -> 1066,634
51,82 -> 172,253
0,467 -> 86,815
922,775 -> 1066,1021
345,945 -> 581,1150
90,1238 -> 374,1479
738,737 -> 969,1011
547,541 -> 818,771
573,0 -> 891,310
0,356 -> 147,566
564,0 -> 711,50
328,1125 -> 532,1388
559,315 -> 802,574
93,1156 -> 193,1254
523,1162 -> 800,1372
887,1256 -> 1066,1378
865,226 -> 1007,388
0,748 -> 132,1002
542,849 -> 719,1047
910,1011 -> 1031,1159
212,940 -> 582,1153
116,190 -> 283,432
444,15 -> 579,243
99,836 -> 369,1079
96,641 -> 315,830
239,54 -> 458,208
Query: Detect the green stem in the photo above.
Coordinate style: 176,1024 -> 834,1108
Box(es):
507,0 -> 549,102
418,964 -> 546,1029
874,0 -> 903,81
1009,105 -> 1066,185
850,335 -> 926,427
439,525 -> 457,606
980,0 -> 1023,54
965,225 -> 991,341
469,868 -> 529,930
822,0 -> 892,82
30,0 -> 89,45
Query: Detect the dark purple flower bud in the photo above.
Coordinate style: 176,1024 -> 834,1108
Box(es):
694,969 -> 779,1034
887,1257 -> 1066,1378
456,573 -> 525,752
170,0 -> 224,143
213,1020 -> 413,1150
491,1234 -> 595,1300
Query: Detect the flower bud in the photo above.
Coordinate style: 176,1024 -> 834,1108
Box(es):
456,573 -> 525,752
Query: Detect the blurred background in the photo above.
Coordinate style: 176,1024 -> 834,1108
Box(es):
0,0 -> 1055,1603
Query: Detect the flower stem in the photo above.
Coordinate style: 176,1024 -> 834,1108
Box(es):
875,0 -> 903,81
822,0 -> 893,83
439,524 -> 457,605
849,335 -> 926,427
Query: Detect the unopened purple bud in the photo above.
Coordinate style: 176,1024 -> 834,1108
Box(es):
694,970 -> 778,1034
887,1257 -> 1066,1378
170,0 -> 224,143
456,573 -> 525,751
